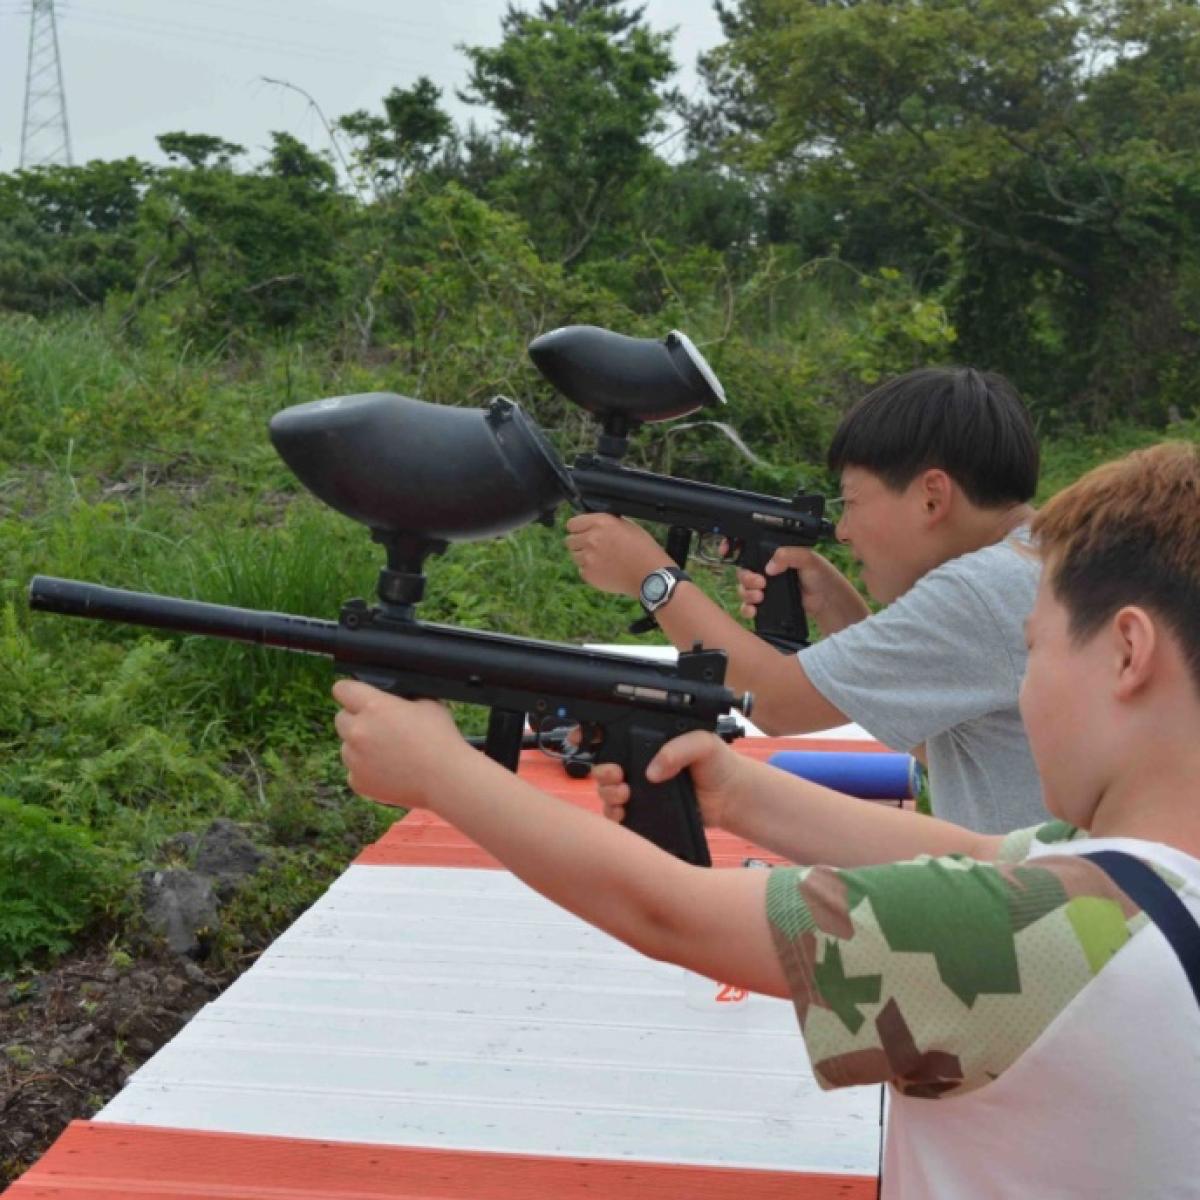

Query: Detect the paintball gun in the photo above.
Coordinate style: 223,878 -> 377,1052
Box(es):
28,392 -> 753,867
528,324 -> 836,653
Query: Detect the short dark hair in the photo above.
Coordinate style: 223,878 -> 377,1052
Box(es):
1032,442 -> 1200,695
827,367 -> 1039,507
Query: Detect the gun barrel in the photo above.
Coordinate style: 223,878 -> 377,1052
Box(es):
27,576 -> 750,718
27,576 -> 339,657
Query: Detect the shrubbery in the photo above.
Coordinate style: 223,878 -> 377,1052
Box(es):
0,796 -> 123,974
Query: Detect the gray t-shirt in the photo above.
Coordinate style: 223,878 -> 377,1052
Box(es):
798,530 -> 1047,833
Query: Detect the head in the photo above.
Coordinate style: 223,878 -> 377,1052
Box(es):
1022,442 -> 1200,827
827,367 -> 1038,601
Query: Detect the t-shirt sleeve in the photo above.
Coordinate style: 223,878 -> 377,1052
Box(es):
765,852 -> 1149,1098
797,562 -> 1024,752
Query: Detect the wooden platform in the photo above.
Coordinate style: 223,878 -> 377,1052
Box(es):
8,735 -> 888,1198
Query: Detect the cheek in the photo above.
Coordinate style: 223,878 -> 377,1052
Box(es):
847,509 -> 890,558
1019,661 -> 1053,751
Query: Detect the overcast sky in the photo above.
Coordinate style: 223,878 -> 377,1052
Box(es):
0,1 -> 726,170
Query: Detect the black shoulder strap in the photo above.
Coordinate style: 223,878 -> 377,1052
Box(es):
1083,849 -> 1200,1009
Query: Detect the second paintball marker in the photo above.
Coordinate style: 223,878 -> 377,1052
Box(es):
528,325 -> 835,653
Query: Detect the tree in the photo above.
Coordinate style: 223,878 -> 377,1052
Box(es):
337,78 -> 454,196
157,133 -> 245,170
459,0 -> 677,264
131,132 -> 348,344
0,159 -> 149,313
697,0 -> 1200,421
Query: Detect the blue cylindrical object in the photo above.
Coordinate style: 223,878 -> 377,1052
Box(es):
767,750 -> 922,800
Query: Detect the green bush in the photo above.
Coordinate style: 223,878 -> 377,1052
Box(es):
0,796 -> 124,974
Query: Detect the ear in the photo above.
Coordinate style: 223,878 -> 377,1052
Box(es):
917,468 -> 954,527
1112,606 -> 1158,701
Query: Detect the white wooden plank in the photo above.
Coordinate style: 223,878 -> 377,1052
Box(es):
98,865 -> 882,1175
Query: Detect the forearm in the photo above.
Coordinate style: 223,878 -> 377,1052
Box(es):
428,752 -> 698,957
724,755 -> 1001,867
811,592 -> 870,638
655,584 -> 841,734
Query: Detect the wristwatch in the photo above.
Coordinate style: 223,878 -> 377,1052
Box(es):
638,565 -> 691,616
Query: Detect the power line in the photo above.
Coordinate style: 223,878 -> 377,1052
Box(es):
166,0 -> 483,43
20,0 -> 73,167
62,6 -> 455,76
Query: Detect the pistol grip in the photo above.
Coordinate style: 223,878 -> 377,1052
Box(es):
739,542 -> 810,652
598,722 -> 712,867
756,569 -> 810,652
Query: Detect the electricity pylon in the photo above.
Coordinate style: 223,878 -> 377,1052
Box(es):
20,0 -> 73,168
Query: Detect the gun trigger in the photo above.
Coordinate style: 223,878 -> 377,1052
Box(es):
346,667 -> 406,693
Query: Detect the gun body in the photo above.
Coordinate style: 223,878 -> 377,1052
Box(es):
570,455 -> 831,653
30,576 -> 752,867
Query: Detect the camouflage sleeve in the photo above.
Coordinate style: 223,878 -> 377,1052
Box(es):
996,819 -> 1085,863
766,851 -> 1152,1098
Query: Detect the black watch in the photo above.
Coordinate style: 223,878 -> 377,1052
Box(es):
638,566 -> 691,616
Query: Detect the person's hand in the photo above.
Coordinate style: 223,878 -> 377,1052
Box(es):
736,547 -> 868,636
333,680 -> 467,808
565,513 -> 672,597
593,730 -> 749,831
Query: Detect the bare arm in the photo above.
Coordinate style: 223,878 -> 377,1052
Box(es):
333,683 -> 789,997
595,731 -> 1003,868
718,753 -> 999,866
334,686 -> 1002,1004
655,582 -> 850,735
564,513 -> 852,735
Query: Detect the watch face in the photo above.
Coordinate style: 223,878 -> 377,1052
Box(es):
641,572 -> 670,605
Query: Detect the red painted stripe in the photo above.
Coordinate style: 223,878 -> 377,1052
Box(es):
356,737 -> 896,868
7,1122 -> 877,1198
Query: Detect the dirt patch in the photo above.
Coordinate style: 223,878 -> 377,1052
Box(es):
0,948 -> 232,1187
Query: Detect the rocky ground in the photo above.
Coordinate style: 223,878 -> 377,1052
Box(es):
0,948 -> 232,1186
1,817 -> 272,1188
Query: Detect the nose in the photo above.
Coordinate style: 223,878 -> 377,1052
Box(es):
834,511 -> 850,543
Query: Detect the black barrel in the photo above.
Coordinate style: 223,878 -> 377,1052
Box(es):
28,577 -> 339,657
28,576 -> 752,719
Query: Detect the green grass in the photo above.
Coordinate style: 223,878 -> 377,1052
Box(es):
2,308 -> 1195,975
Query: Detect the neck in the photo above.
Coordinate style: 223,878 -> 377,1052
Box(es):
991,502 -> 1036,538
944,501 -> 1036,561
1087,738 -> 1200,858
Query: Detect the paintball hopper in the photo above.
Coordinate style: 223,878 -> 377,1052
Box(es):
528,325 -> 726,428
269,392 -> 576,542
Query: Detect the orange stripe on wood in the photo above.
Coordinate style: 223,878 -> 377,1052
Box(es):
356,737 -> 895,869
7,1121 -> 877,1199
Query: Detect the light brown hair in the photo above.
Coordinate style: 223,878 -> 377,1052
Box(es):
1032,441 -> 1200,691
